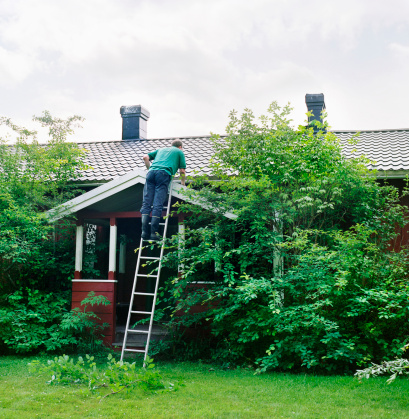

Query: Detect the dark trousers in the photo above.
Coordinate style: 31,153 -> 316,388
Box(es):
140,170 -> 171,217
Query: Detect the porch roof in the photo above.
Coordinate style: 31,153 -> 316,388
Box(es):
47,169 -> 236,221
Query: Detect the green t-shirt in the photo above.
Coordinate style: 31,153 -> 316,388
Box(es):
148,146 -> 186,176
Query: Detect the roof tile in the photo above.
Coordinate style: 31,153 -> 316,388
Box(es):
75,130 -> 409,182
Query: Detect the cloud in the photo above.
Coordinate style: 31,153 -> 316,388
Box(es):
0,46 -> 35,86
1,0 -> 409,140
389,42 -> 409,57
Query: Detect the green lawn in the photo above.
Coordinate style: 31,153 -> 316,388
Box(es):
1,356 -> 409,418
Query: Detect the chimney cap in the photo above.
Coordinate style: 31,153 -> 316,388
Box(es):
120,105 -> 150,120
120,104 -> 150,140
305,93 -> 325,108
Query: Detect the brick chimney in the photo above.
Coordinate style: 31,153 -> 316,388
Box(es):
120,105 -> 150,140
305,93 -> 325,132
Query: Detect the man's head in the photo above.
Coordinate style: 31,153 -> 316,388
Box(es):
171,139 -> 183,149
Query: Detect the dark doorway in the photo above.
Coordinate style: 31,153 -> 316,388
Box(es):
115,216 -> 179,326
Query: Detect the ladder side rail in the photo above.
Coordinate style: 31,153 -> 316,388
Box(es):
144,182 -> 173,363
120,236 -> 145,361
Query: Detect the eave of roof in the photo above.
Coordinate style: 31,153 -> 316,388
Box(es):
48,168 -> 236,221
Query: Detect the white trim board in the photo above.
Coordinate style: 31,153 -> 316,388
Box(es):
47,169 -> 237,221
47,169 -> 147,220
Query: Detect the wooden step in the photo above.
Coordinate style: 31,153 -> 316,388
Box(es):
114,324 -> 169,346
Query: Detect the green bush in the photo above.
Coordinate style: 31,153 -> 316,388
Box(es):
0,112 -> 86,294
28,354 -> 179,399
0,290 -> 111,354
252,223 -> 409,373
60,291 -> 111,353
0,288 -> 75,353
159,102 -> 409,372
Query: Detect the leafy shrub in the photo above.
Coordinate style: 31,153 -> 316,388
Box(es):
60,291 -> 111,353
254,223 -> 409,373
355,357 -> 409,384
0,112 -> 86,294
29,354 -> 181,399
160,102 -> 409,372
0,288 -> 75,353
0,290 -> 111,354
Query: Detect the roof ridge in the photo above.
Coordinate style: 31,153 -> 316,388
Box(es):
332,128 -> 409,133
75,135 -> 217,145
73,129 -> 409,144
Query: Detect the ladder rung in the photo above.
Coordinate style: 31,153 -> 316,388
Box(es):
140,256 -> 161,260
127,329 -> 149,334
124,348 -> 146,353
134,292 -> 155,296
136,274 -> 158,278
159,223 -> 166,225
131,310 -> 152,314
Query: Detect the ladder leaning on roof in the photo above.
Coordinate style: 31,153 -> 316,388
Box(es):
120,182 -> 173,364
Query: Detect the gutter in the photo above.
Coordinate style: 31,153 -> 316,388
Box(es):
376,170 -> 409,180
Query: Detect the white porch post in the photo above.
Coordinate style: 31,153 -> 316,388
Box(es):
75,223 -> 84,279
108,218 -> 117,280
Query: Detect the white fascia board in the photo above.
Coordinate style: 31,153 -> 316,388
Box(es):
376,170 -> 409,179
47,170 -> 237,222
47,169 -> 147,221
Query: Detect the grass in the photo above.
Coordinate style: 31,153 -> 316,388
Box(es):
1,356 -> 409,418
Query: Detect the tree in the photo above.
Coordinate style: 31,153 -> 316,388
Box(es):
161,102 -> 409,372
0,111 -> 87,291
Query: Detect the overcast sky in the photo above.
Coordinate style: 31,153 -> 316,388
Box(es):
1,0 -> 409,142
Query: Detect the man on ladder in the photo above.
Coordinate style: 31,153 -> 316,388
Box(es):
121,140 -> 186,363
141,139 -> 186,241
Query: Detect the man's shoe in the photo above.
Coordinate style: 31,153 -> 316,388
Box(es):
149,216 -> 162,241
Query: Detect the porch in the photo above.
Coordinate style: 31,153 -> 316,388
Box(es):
72,208 -> 183,346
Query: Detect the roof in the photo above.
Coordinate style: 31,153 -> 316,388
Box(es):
77,137 -> 215,183
47,168 -> 236,221
76,129 -> 409,182
334,129 -> 409,177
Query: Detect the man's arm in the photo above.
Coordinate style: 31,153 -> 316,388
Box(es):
179,168 -> 186,186
143,154 -> 151,170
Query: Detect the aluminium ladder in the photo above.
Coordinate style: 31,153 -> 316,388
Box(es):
120,182 -> 173,364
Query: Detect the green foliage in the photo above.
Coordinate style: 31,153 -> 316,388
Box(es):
28,354 -> 180,399
160,102 -> 409,372
0,112 -> 86,208
254,222 -> 409,373
0,288 -> 75,353
0,290 -> 111,354
355,357 -> 409,384
0,111 -> 86,292
61,291 -> 111,353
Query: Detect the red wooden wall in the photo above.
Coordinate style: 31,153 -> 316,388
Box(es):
71,280 -> 117,345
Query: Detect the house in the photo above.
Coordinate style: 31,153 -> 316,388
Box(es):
50,94 -> 409,346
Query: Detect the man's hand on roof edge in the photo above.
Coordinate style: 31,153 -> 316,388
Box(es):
180,168 -> 186,186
